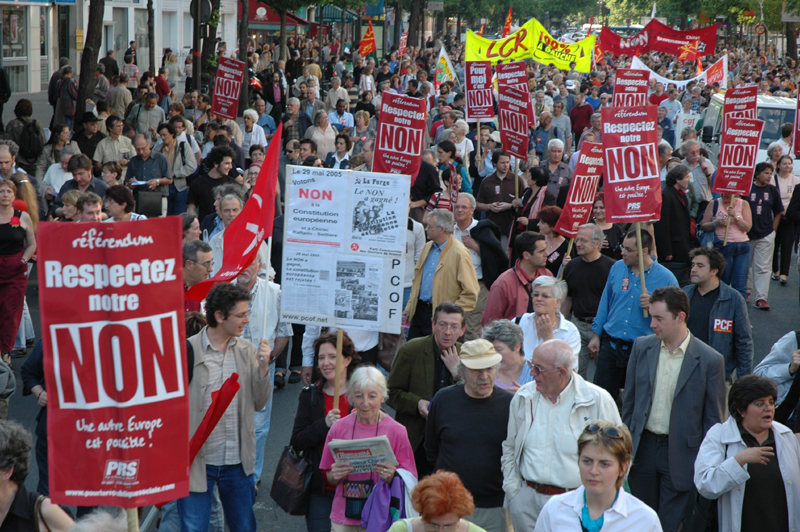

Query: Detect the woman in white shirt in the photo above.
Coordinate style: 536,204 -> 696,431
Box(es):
453,120 -> 474,162
240,109 -> 268,158
535,421 -> 662,532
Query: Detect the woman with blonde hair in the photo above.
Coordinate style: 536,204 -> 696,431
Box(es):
534,421 -> 661,531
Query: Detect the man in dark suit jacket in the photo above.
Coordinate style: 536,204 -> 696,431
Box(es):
387,302 -> 465,479
654,165 -> 693,286
622,286 -> 726,532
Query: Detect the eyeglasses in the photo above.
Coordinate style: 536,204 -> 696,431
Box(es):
531,291 -> 554,300
752,399 -> 775,410
435,322 -> 463,332
423,522 -> 459,532
189,259 -> 213,270
531,363 -> 559,375
584,423 -> 623,439
229,311 -> 249,320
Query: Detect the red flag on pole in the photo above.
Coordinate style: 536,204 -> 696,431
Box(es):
696,56 -> 703,74
186,124 -> 283,301
477,23 -> 486,36
502,7 -> 513,37
189,374 -> 241,464
360,19 -> 377,57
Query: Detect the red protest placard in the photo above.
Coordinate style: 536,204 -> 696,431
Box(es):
724,86 -> 757,125
601,106 -> 662,223
613,69 -> 650,107
713,117 -> 764,196
795,93 -> 800,158
211,56 -> 245,121
38,218 -> 189,507
496,61 -> 535,127
497,85 -> 530,160
373,92 -> 426,179
554,142 -> 604,238
465,61 -> 494,120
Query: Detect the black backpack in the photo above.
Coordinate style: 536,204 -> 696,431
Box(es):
19,119 -> 44,160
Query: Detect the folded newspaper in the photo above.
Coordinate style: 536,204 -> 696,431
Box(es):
328,436 -> 399,474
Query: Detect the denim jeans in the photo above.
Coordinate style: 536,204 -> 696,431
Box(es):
305,493 -> 334,532
167,185 -> 189,216
177,464 -> 255,532
252,361 -> 276,484
717,241 -> 751,299
14,299 -> 33,349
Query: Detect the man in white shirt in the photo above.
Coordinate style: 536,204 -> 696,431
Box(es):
661,89 -> 683,123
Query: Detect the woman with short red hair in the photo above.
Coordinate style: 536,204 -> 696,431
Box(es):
387,471 -> 487,532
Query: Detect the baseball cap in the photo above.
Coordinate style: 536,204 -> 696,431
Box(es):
459,339 -> 503,370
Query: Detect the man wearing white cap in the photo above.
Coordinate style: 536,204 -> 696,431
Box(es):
501,339 -> 621,530
425,339 -> 514,532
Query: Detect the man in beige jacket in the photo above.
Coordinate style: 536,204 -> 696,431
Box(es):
179,282 -> 272,532
404,208 -> 480,339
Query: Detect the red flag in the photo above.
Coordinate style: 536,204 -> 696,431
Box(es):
477,23 -> 486,36
360,19 -> 377,57
190,374 -> 241,464
696,56 -> 703,74
677,40 -> 698,62
502,7 -> 513,37
186,124 -> 283,301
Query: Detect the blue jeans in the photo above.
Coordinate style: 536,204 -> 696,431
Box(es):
167,185 -> 189,216
305,493 -> 334,532
177,464 -> 255,532
252,361 -> 276,484
14,299 -> 32,349
717,241 -> 751,298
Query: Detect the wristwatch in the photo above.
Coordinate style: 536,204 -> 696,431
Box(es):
21,258 -> 28,264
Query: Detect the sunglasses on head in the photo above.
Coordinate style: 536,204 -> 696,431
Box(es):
584,423 -> 622,439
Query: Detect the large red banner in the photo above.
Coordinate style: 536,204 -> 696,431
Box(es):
724,86 -> 757,120
601,106 -> 662,222
713,117 -> 764,196
613,69 -> 650,107
373,92 -> 426,179
38,218 -> 189,507
211,57 -> 245,121
465,61 -> 494,120
496,61 -> 535,126
599,19 -> 717,58
554,142 -> 605,238
497,85 -> 530,160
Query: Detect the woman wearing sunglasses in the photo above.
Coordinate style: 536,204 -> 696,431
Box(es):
534,421 -> 662,531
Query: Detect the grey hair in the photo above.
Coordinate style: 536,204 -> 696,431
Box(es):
578,223 -> 604,244
159,67 -> 168,75
183,239 -> 212,264
591,112 -> 601,121
243,109 -> 259,122
680,139 -> 701,157
60,144 -> 81,157
547,138 -> 564,152
72,507 -> 128,532
458,192 -> 476,209
61,65 -> 73,75
436,128 -> 454,145
481,319 -> 524,352
422,148 -> 436,160
657,141 -> 672,158
532,276 -> 567,302
96,63 -> 105,73
220,193 -> 243,208
539,338 -> 576,373
0,420 -> 31,484
767,142 -> 783,158
348,365 -> 388,402
428,209 -> 454,233
287,97 -> 300,107
0,139 -> 19,157
454,120 -> 469,134
313,110 -> 328,127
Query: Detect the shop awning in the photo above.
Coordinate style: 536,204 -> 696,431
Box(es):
244,0 -> 312,27
322,4 -> 358,23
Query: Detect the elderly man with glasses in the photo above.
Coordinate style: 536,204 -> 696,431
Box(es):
501,338 -> 621,531
183,240 -> 213,312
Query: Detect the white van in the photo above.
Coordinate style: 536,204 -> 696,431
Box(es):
701,92 -> 800,175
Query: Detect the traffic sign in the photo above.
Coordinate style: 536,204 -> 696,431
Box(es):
190,0 -> 212,23
755,23 -> 766,35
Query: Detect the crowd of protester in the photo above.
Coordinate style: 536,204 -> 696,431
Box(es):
4,30 -> 800,532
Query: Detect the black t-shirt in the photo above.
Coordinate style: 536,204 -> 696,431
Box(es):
75,131 -> 106,161
687,285 -> 720,344
599,223 -> 626,260
424,384 -> 513,508
186,173 -> 235,221
746,183 -> 783,240
544,238 -> 572,277
563,254 -> 616,319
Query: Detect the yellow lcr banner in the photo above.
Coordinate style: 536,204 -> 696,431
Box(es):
466,18 -> 595,73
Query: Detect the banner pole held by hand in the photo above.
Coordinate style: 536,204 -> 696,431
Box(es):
333,329 -> 344,411
723,196 -> 735,246
558,238 -> 574,281
514,158 -> 519,199
636,222 -> 649,318
477,119 -> 482,171
127,508 -> 139,532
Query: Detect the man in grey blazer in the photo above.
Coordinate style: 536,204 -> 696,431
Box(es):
621,286 -> 726,532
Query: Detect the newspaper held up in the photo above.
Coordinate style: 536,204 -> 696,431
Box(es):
328,436 -> 399,474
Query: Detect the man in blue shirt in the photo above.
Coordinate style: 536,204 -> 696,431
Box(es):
589,228 -> 678,402
657,105 -> 675,148
253,98 -> 276,143
327,99 -> 354,134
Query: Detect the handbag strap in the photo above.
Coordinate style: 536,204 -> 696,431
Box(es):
34,495 -> 53,532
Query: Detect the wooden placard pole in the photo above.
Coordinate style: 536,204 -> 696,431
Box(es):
557,238 -> 574,281
476,119 -> 482,171
332,329 -> 344,411
723,195 -> 736,246
127,508 -> 139,532
636,222 -> 649,318
514,158 -> 519,199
